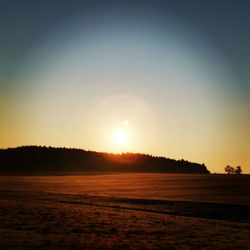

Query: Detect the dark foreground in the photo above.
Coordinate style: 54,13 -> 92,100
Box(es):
0,174 -> 250,249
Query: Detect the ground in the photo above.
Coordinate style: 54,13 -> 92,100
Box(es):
0,174 -> 249,249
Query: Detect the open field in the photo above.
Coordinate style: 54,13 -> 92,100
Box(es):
0,174 -> 250,249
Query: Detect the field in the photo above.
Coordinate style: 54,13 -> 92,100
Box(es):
0,173 -> 250,249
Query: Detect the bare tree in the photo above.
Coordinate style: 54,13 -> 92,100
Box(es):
225,165 -> 243,174
234,166 -> 242,175
230,166 -> 235,174
225,165 -> 232,174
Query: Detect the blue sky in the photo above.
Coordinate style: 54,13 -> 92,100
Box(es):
0,0 -> 249,173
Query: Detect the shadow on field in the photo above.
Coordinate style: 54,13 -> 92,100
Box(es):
1,190 -> 250,223
1,190 -> 250,249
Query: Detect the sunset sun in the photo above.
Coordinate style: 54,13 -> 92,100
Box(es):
112,129 -> 128,146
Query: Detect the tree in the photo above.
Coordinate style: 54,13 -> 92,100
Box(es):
230,166 -> 235,174
234,166 -> 242,175
225,165 -> 243,174
225,165 -> 235,174
225,165 -> 232,174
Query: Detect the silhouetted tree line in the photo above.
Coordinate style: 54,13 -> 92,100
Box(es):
0,146 -> 210,174
225,165 -> 242,174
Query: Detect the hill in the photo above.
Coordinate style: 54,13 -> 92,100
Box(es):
0,146 -> 209,174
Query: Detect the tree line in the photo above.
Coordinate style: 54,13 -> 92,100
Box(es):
0,146 -> 210,174
225,165 -> 242,174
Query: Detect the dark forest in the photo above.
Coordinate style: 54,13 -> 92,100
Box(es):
0,146 -> 209,174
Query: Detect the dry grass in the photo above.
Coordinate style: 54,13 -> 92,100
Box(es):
0,174 -> 250,249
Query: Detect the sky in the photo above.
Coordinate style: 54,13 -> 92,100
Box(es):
0,0 -> 249,173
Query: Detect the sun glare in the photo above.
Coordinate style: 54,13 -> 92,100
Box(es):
112,129 -> 128,146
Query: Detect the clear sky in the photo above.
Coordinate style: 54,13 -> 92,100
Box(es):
0,0 -> 249,173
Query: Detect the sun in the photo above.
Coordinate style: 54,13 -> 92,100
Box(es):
112,129 -> 128,146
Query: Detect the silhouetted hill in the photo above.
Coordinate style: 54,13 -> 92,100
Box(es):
0,146 -> 210,174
